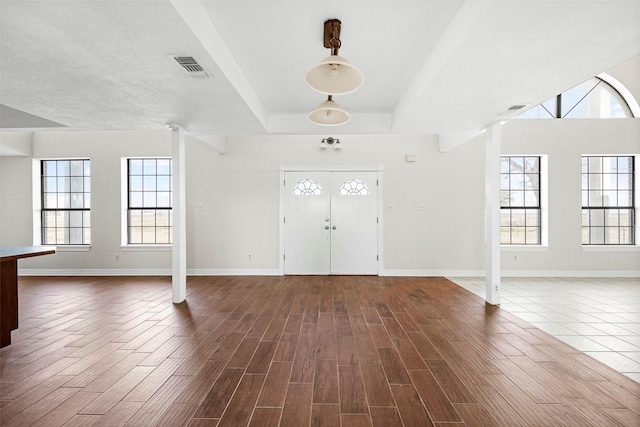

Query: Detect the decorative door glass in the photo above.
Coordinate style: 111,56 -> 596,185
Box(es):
292,179 -> 323,195
338,179 -> 369,195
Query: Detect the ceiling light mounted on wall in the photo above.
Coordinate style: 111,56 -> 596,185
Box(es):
308,95 -> 351,126
319,137 -> 341,149
305,19 -> 364,95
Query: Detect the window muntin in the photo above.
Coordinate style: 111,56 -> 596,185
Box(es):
339,179 -> 370,195
292,179 -> 323,195
500,156 -> 541,245
517,77 -> 634,119
127,158 -> 172,244
41,159 -> 91,245
582,156 -> 635,245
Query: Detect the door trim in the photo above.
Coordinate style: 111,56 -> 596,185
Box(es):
279,165 -> 384,276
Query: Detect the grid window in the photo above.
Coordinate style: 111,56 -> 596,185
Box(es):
582,156 -> 635,245
500,156 -> 541,245
41,159 -> 91,245
127,159 -> 172,244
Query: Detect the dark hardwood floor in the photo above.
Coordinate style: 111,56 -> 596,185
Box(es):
1,275 -> 638,426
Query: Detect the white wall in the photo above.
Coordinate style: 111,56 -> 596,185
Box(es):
501,119 -> 640,275
1,121 -> 638,276
184,134 -> 486,274
1,130 -> 173,273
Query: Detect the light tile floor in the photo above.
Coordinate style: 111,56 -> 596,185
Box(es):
448,276 -> 640,383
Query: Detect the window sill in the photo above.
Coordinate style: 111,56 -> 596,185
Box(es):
582,245 -> 640,252
121,245 -> 172,252
501,245 -> 548,251
44,245 -> 91,252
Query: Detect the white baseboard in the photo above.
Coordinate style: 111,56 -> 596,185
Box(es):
383,269 -> 640,278
19,268 -> 639,278
18,268 -> 281,276
500,270 -> 640,278
187,269 -> 281,276
382,270 -> 485,277
19,268 -> 173,276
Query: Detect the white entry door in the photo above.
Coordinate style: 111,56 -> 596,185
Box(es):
329,171 -> 378,274
284,171 -> 378,275
283,172 -> 331,275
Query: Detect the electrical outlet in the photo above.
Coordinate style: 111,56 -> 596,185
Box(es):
248,254 -> 252,260
417,204 -> 427,210
115,253 -> 120,261
513,255 -> 518,262
386,204 -> 392,211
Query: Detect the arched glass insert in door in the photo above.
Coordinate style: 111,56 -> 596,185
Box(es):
338,179 -> 370,195
292,179 -> 323,195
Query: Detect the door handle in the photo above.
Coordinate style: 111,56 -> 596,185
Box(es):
332,226 -> 337,230
325,226 -> 330,230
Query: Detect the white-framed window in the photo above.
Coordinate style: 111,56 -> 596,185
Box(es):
582,156 -> 635,245
125,158 -> 172,245
500,156 -> 547,245
39,159 -> 91,245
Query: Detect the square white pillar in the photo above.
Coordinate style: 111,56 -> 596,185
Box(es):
171,125 -> 187,303
485,122 -> 501,305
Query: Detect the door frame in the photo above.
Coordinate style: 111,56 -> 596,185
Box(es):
279,165 -> 384,276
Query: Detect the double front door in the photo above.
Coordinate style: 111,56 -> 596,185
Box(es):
283,171 -> 378,275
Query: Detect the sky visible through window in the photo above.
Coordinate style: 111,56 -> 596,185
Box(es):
517,77 -> 633,119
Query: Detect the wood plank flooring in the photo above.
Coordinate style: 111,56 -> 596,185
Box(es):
1,275 -> 639,426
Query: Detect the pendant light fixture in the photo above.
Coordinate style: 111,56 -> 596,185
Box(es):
305,19 -> 364,95
308,95 -> 351,126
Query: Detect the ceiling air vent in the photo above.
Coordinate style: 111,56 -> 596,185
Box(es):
497,104 -> 528,117
170,55 -> 209,78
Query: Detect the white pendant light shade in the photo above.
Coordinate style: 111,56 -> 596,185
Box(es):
308,98 -> 350,126
305,55 -> 364,95
306,19 -> 359,127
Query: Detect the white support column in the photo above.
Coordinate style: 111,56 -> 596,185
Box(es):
170,125 -> 187,303
485,122 -> 502,305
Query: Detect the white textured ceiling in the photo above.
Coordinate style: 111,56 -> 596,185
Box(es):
1,0 -> 639,137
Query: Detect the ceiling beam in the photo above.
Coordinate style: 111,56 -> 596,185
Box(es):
170,0 -> 268,130
391,0 -> 496,131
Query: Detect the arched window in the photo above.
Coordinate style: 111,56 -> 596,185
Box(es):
517,76 -> 636,119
